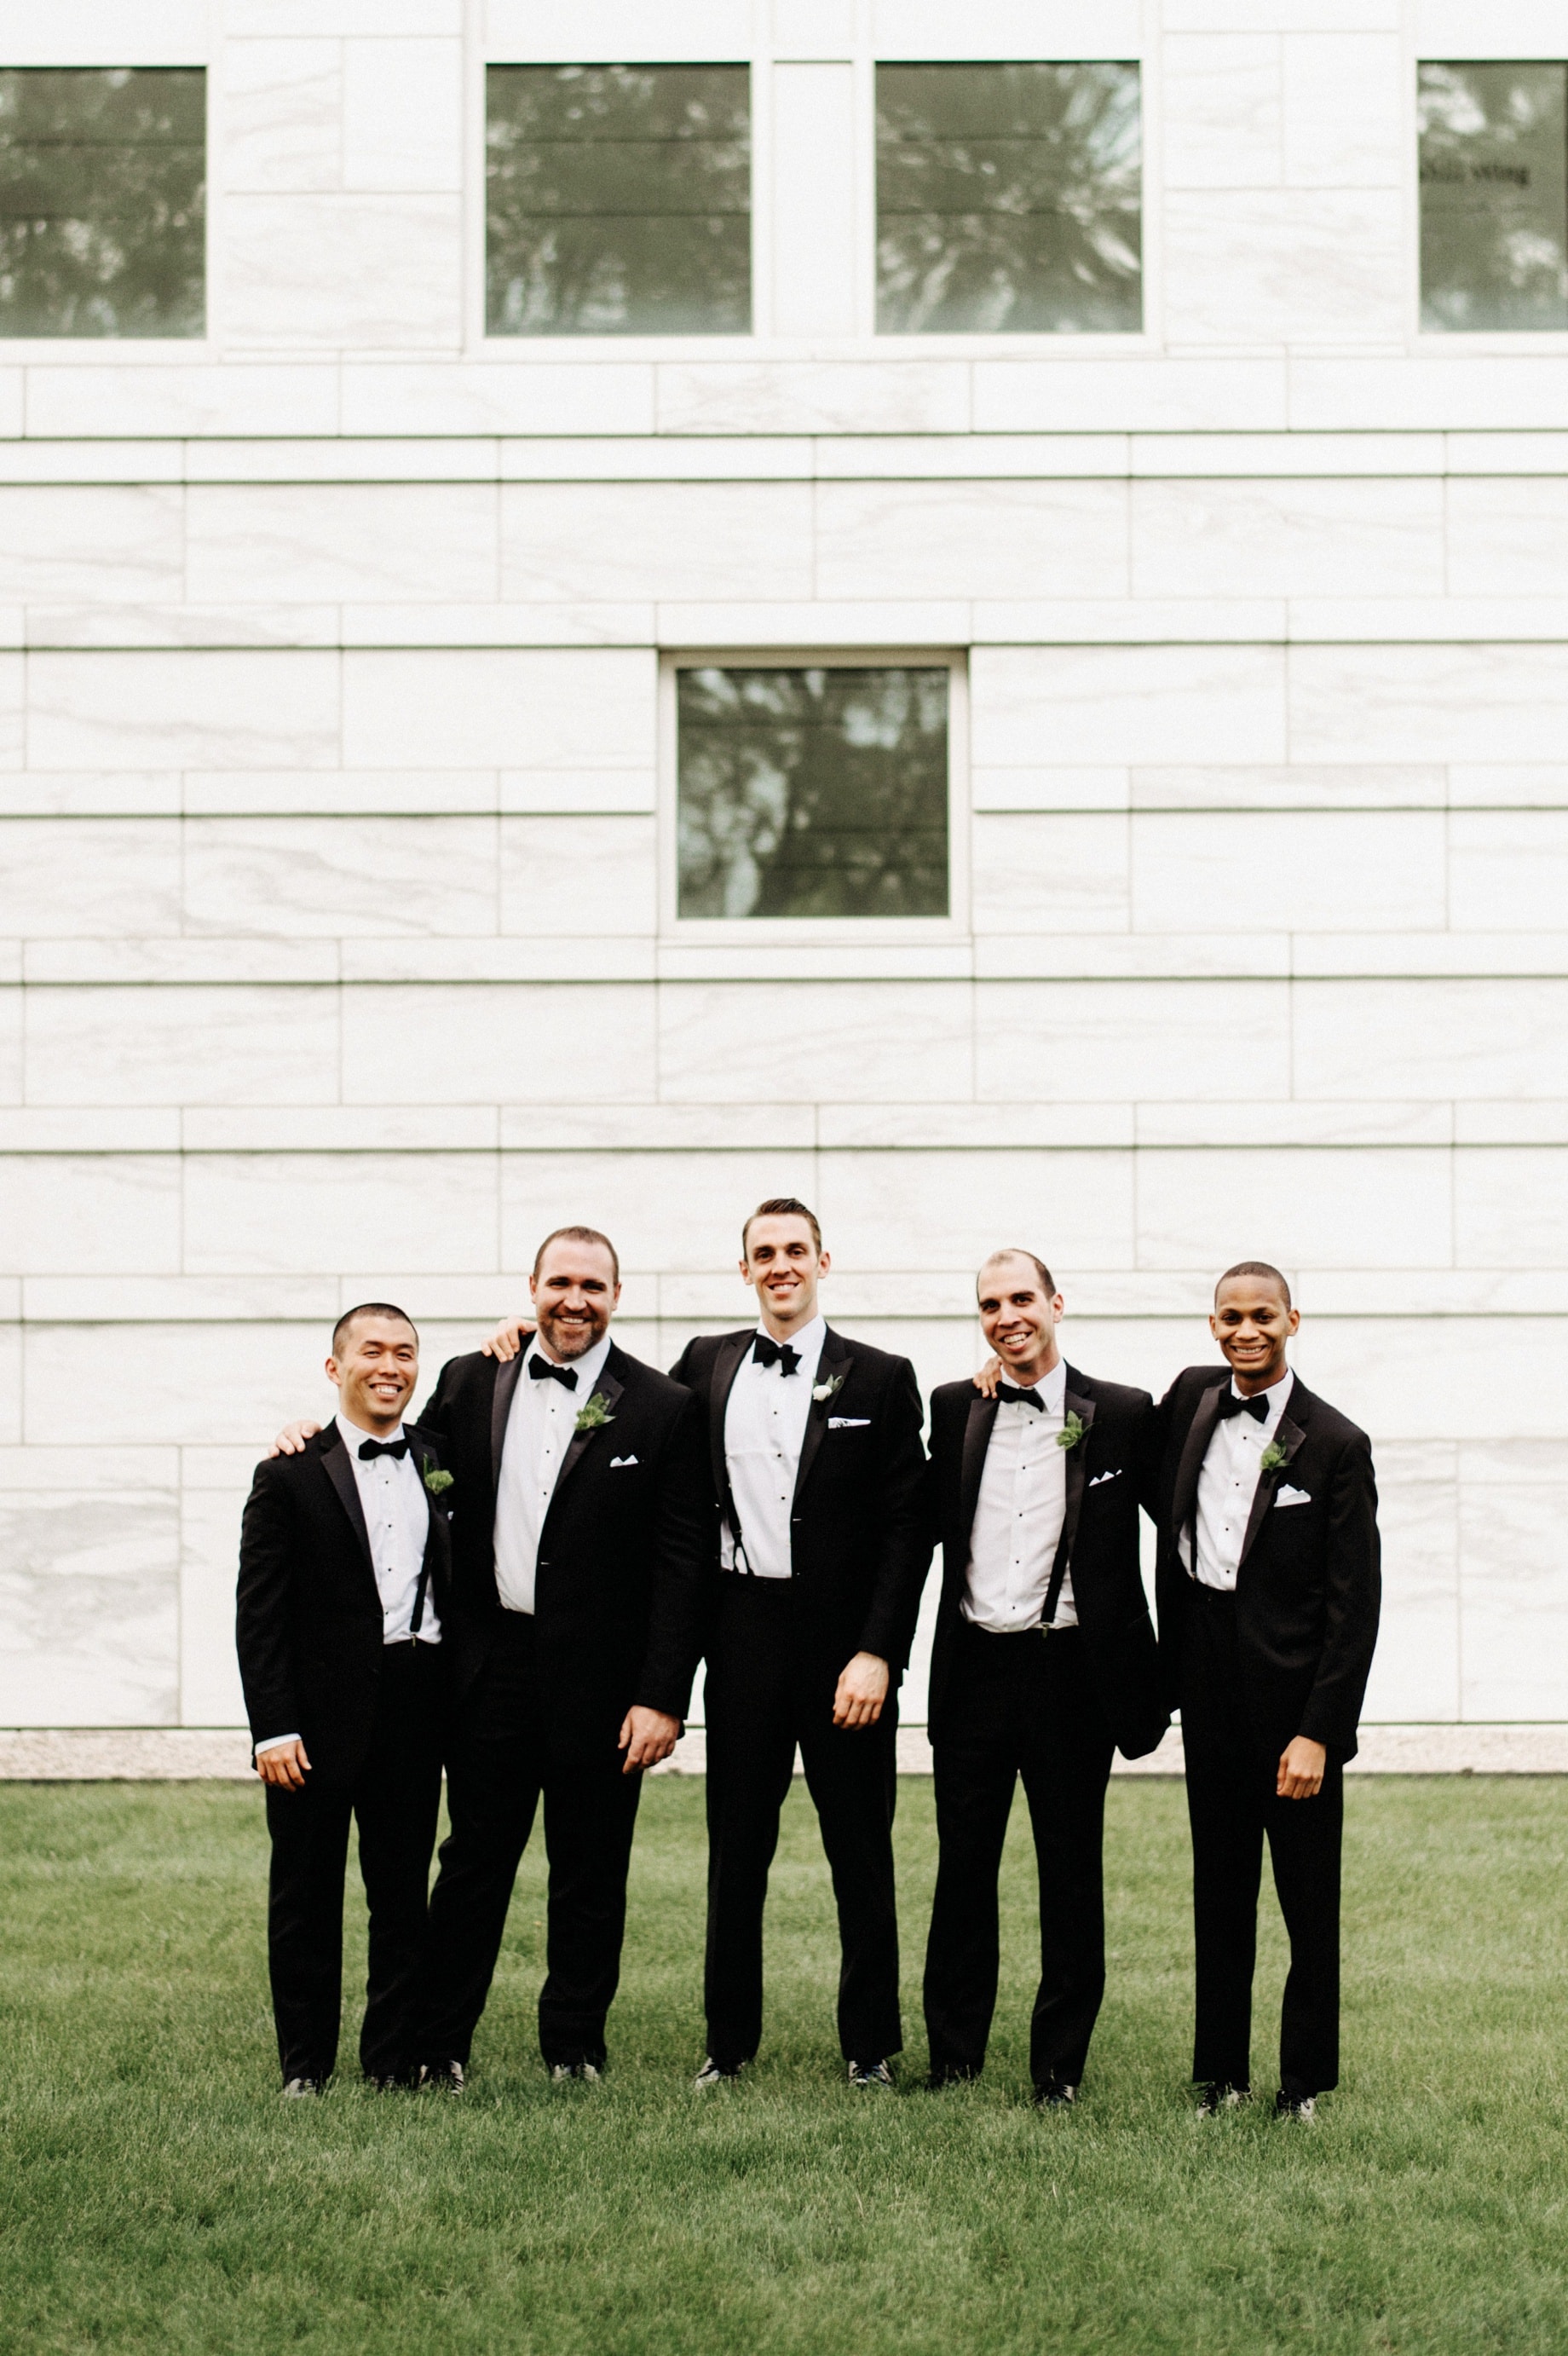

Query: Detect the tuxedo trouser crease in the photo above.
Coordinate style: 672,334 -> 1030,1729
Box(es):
924,1621 -> 1114,2089
264,1637 -> 444,2084
703,1574 -> 902,2070
1180,1580 -> 1343,2099
417,1609 -> 642,2070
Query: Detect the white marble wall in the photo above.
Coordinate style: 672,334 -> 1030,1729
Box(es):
3,0 -> 1567,1727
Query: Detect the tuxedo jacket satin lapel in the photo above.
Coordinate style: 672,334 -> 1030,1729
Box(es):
319,1423 -> 376,1593
1171,1374 -> 1227,1545
1236,1402 -> 1308,1572
491,1346 -> 525,1494
959,1393 -> 996,1543
791,1326 -> 853,1517
548,1360 -> 624,1510
1046,1387 -> 1098,1606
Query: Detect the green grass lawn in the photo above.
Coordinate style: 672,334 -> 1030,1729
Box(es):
2,1776 -> 1566,2355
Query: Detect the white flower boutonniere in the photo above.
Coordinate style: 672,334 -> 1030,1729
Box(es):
574,1392 -> 615,1434
812,1374 -> 845,1405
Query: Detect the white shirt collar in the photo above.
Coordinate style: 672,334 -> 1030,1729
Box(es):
1229,1366 -> 1294,1429
335,1410 -> 407,1448
752,1312 -> 826,1360
527,1329 -> 613,1396
1000,1355 -> 1067,1410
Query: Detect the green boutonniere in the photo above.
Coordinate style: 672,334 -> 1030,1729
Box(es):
1259,1440 -> 1288,1475
422,1461 -> 453,1498
1058,1411 -> 1087,1452
574,1392 -> 615,1434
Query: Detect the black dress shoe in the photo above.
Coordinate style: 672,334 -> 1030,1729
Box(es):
418,2059 -> 465,2093
1196,2082 -> 1250,2116
1034,2077 -> 1078,2111
281,2075 -> 323,2099
927,2063 -> 979,2092
550,2060 -> 602,2084
848,2059 -> 894,2090
692,2056 -> 746,2091
1274,2089 -> 1317,2121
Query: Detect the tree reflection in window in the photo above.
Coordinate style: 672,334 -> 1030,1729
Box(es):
877,61 -> 1140,335
677,667 -> 950,920
1419,61 -> 1568,332
0,68 -> 204,338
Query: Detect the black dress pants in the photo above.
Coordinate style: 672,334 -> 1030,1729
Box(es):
924,1622 -> 1115,2091
704,1576 -> 902,2070
1180,1581 -> 1343,2100
263,1637 -> 444,2085
417,1611 -> 643,2070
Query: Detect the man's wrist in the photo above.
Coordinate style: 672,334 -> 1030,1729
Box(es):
255,1733 -> 300,1755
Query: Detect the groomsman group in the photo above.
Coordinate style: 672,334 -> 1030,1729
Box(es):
237,1199 -> 1380,2123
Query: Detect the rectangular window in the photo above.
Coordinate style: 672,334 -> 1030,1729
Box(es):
677,666 -> 950,920
876,61 -> 1141,335
0,67 -> 204,338
1419,61 -> 1568,331
487,62 -> 751,335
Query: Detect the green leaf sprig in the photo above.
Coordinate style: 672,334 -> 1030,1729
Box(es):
574,1392 -> 615,1434
1259,1440 -> 1288,1475
422,1463 -> 454,1498
1058,1411 -> 1087,1452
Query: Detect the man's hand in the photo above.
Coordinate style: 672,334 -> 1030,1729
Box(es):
256,1737 -> 311,1789
973,1356 -> 1004,1398
268,1419 -> 321,1458
1277,1735 -> 1327,1800
833,1652 -> 890,1729
481,1318 -> 533,1363
618,1706 -> 681,1774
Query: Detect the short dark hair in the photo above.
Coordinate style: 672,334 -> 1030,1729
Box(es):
533,1225 -> 620,1285
979,1248 -> 1056,1296
331,1302 -> 418,1357
1216,1261 -> 1292,1310
741,1197 -> 822,1256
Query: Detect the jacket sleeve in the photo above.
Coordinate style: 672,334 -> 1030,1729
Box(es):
235,1460 -> 303,1755
413,1353 -> 460,1444
1297,1429 -> 1381,1759
856,1355 -> 934,1672
633,1389 -> 712,1724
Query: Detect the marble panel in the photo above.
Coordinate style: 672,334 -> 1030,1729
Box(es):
1453,1146 -> 1568,1268
0,488 -> 182,604
1162,36 -> 1281,191
28,651 -> 339,772
183,816 -> 499,939
226,195 -> 464,350
1132,811 -> 1447,933
500,482 -> 814,603
25,985 -> 340,1107
658,980 -> 974,1104
1448,811 -> 1568,933
1290,357 -> 1568,435
0,819 -> 180,938
1446,479 -> 1568,601
343,650 -> 653,771
341,364 -> 655,438
341,981 -> 657,1106
486,0 -> 746,55
1134,1147 -> 1453,1273
24,1318 -> 340,1447
1282,34 -> 1401,189
973,769 -> 1129,813
0,992 -> 23,1109
232,0 -> 460,36
1163,191 -> 1403,345
1165,1 -> 1396,25
971,645 -> 1287,768
1293,979 -> 1568,1102
183,1152 -> 498,1277
502,772 -> 654,815
1359,1446 -> 1459,1723
499,816 -> 655,938
971,813 -> 1130,934
1132,478 -> 1444,601
0,1489 -> 179,1726
222,38 -> 341,193
1415,2 -> 1568,55
772,1 -> 855,58
23,367 -> 340,439
186,771 -> 496,817
772,63 -> 856,338
873,0 -> 1139,49
815,480 -> 1128,603
1290,646 -> 1568,768
187,484 -> 499,604
499,1149 -> 817,1277
976,977 -> 1288,1103
180,1486 -> 249,1725
973,360 -> 1288,436
0,1156 -> 180,1276
815,1148 -> 1135,1275
1459,1480 -> 1568,1722
1132,765 -> 1444,813
654,365 -> 971,437
343,38 -> 462,193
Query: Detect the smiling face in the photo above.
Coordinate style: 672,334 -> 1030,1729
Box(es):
977,1253 -> 1064,1387
1209,1273 -> 1300,1393
741,1212 -> 829,1338
327,1314 -> 419,1435
529,1236 -> 620,1362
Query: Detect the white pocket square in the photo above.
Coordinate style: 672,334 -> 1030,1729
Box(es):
609,1454 -> 639,1468
1089,1469 -> 1121,1487
828,1417 -> 870,1429
1274,1483 -> 1311,1507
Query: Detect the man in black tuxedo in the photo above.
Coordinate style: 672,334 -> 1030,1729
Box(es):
238,1303 -> 450,2094
669,1198 -> 930,2089
924,1251 -> 1167,2107
270,1227 -> 706,2087
1152,1262 -> 1381,2120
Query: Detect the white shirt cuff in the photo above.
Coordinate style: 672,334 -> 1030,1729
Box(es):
254,1733 -> 301,1754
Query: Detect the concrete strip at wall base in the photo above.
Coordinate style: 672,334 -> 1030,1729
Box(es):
6,1725 -> 1568,1780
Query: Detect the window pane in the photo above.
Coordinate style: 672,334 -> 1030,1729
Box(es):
0,67 -> 204,338
876,61 -> 1140,335
487,63 -> 751,335
677,667 -> 949,920
1419,61 -> 1568,331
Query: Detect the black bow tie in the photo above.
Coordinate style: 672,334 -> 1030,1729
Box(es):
1215,1389 -> 1269,1423
995,1383 -> 1045,1411
752,1334 -> 800,1377
358,1437 -> 408,1461
529,1354 -> 578,1390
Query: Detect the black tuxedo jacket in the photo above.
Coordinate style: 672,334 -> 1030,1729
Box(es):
236,1419 -> 452,1784
1152,1366 -> 1381,1762
925,1366 -> 1167,1758
417,1337 -> 707,1755
668,1323 -> 931,1675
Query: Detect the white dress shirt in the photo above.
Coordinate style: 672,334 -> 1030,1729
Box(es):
962,1357 -> 1078,1632
720,1314 -> 827,1579
493,1331 -> 614,1615
1185,1367 -> 1296,1591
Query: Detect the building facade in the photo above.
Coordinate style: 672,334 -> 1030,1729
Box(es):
3,0 -> 1568,1735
